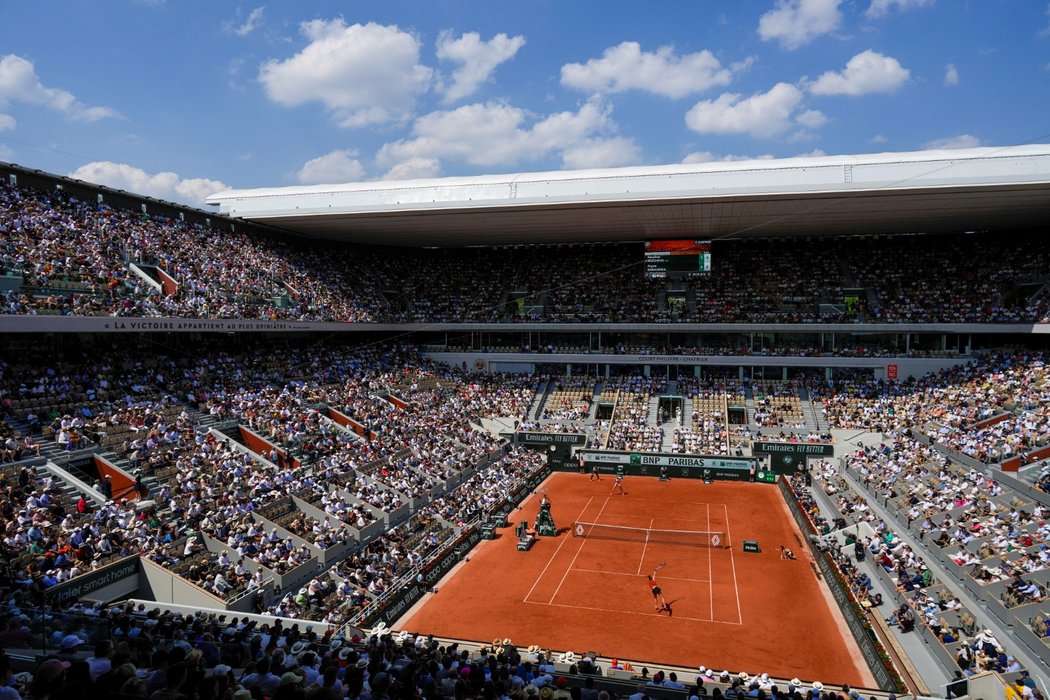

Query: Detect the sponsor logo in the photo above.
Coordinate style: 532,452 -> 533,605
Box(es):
50,558 -> 139,603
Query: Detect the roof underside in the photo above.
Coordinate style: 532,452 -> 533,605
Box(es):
208,146 -> 1050,247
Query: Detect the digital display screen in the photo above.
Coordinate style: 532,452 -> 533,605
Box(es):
644,240 -> 712,278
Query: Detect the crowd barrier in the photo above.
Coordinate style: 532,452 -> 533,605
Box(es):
778,476 -> 904,692
354,463 -> 550,628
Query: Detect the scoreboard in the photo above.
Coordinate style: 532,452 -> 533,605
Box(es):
644,239 -> 712,278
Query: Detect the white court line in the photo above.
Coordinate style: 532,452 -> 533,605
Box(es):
547,496 -> 611,604
636,517 -> 654,575
706,503 -> 714,621
523,599 -> 744,626
524,495 -> 593,603
723,503 -> 743,625
572,568 -> 710,584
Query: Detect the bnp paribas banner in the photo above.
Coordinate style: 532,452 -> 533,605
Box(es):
575,450 -> 773,482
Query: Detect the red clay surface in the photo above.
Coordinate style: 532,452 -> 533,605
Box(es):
400,473 -> 873,686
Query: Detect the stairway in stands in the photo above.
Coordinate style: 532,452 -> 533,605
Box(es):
805,397 -> 830,433
92,400 -> 229,510
527,378 -> 550,420
5,415 -> 65,464
646,395 -> 662,427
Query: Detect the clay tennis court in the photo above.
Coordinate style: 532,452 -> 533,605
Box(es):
399,472 -> 874,686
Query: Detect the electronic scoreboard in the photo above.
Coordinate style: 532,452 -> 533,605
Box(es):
644,239 -> 712,278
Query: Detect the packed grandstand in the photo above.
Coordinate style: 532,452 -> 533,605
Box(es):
1,157 -> 1049,700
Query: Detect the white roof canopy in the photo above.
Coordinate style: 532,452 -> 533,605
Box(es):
207,145 -> 1050,246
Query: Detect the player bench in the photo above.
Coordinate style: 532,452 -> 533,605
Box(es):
516,520 -> 535,550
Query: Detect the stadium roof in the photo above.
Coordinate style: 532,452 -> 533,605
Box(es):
207,145 -> 1050,247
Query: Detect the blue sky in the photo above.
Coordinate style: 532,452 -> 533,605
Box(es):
1,0 -> 1048,205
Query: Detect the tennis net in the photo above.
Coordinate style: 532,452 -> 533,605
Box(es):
572,521 -> 725,548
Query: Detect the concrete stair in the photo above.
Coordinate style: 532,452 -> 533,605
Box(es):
5,415 -> 65,463
646,396 -> 661,427
528,379 -> 551,420
805,399 -> 830,432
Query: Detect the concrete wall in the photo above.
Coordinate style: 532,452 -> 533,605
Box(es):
429,352 -> 968,380
136,556 -> 229,611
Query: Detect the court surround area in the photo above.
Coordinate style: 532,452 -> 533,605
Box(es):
399,472 -> 875,686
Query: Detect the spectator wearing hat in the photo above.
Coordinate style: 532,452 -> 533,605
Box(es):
56,634 -> 83,662
31,659 -> 69,699
276,671 -> 306,700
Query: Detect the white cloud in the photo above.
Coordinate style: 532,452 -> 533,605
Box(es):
0,55 -> 120,122
682,151 -> 775,163
795,148 -> 827,157
809,50 -> 910,96
944,63 -> 959,86
758,0 -> 842,50
795,109 -> 827,128
866,0 -> 933,18
377,98 -> 635,170
923,134 -> 982,150
436,31 -> 525,103
682,151 -> 717,164
1040,4 -> 1050,37
258,20 -> 432,128
685,82 -> 805,138
226,6 -> 265,37
731,56 -> 758,73
560,42 -> 733,98
296,149 -> 365,184
562,137 -> 642,169
379,157 -> 443,181
871,133 -> 888,144
0,113 -> 15,131
69,162 -> 228,206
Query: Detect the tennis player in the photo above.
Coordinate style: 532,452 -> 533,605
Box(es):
611,474 -> 625,495
647,564 -> 670,614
